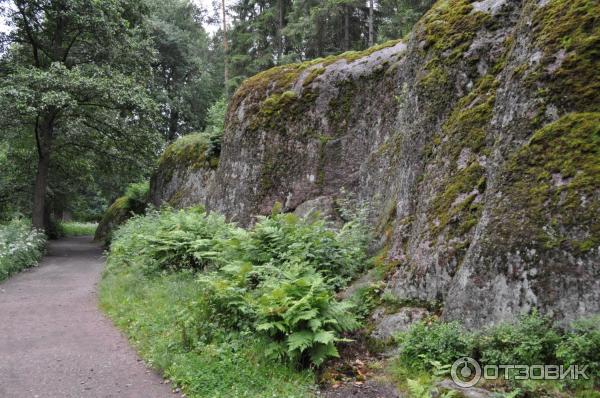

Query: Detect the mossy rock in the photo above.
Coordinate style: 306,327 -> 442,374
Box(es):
490,112 -> 600,253
531,0 -> 600,112
94,185 -> 149,243
159,133 -> 219,173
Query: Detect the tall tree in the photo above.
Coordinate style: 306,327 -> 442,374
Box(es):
148,0 -> 221,140
0,0 -> 161,231
368,0 -> 374,46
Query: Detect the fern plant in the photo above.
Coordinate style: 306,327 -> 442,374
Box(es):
255,266 -> 359,366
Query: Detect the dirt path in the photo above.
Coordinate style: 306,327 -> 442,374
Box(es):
0,237 -> 175,398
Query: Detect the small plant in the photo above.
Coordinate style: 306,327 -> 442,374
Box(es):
0,218 -> 46,281
396,320 -> 475,371
557,316 -> 600,386
478,311 -> 561,366
255,266 -> 359,366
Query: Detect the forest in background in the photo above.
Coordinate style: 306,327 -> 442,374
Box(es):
0,0 -> 434,231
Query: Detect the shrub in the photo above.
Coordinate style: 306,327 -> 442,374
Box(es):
203,97 -> 227,159
557,316 -> 600,385
242,212 -> 369,290
0,219 -> 46,281
142,210 -> 233,271
396,321 -> 475,371
478,311 -> 561,366
106,206 -> 367,367
108,207 -> 235,273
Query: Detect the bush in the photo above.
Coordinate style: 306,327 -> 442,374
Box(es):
397,320 -> 475,371
109,207 -> 234,272
0,218 -> 46,281
106,206 -> 367,367
478,311 -> 561,366
396,313 -> 600,393
241,212 -> 369,290
557,316 -> 600,385
203,97 -> 227,160
254,266 -> 359,366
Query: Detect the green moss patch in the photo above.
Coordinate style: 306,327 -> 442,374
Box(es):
427,75 -> 497,239
418,0 -> 490,59
414,0 -> 491,109
532,0 -> 600,111
159,133 -> 218,172
494,112 -> 600,252
230,39 -> 404,131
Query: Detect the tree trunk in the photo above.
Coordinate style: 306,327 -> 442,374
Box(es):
31,121 -> 52,231
368,0 -> 374,47
222,0 -> 229,98
277,0 -> 284,62
32,115 -> 54,232
168,109 -> 179,141
344,6 -> 350,51
32,154 -> 50,231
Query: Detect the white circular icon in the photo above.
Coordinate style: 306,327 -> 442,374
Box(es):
451,357 -> 482,388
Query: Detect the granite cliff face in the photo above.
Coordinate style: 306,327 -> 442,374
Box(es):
151,0 -> 600,328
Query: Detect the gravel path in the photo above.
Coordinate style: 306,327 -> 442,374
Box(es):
0,236 -> 175,398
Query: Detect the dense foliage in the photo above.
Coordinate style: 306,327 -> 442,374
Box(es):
104,207 -> 369,373
0,0 -> 223,228
394,312 -> 600,392
0,219 -> 46,281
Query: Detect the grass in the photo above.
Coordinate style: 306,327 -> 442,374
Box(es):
99,265 -> 316,398
59,221 -> 98,236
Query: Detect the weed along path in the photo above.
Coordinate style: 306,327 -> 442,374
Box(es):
0,237 -> 174,398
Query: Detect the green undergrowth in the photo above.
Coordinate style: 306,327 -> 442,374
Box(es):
388,312 -> 600,397
0,218 -> 46,282
100,266 -> 315,398
58,221 -> 98,236
100,205 -> 371,396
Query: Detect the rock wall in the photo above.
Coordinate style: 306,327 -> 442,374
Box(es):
151,0 -> 600,328
149,133 -> 218,209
